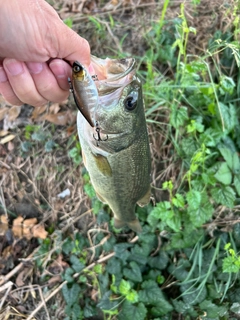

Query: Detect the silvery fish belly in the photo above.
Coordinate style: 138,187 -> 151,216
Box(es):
71,56 -> 151,233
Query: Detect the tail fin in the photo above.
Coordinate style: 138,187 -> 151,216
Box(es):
114,218 -> 142,233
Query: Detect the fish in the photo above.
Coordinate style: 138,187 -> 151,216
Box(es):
69,56 -> 151,233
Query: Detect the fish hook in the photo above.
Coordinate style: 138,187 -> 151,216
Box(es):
93,122 -> 108,146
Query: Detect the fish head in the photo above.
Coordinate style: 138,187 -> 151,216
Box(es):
76,56 -> 147,154
94,76 -> 145,152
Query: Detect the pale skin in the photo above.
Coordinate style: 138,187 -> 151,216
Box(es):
0,0 -> 91,107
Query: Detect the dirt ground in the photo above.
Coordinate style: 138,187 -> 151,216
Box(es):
0,0 -> 237,319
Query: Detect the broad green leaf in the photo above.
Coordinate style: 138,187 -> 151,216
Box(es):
123,261 -> 142,282
170,106 -> 188,128
172,299 -> 198,317
97,291 -> 118,311
119,279 -> 131,295
218,102 -> 236,132
199,300 -> 228,318
181,136 -> 198,159
211,186 -> 235,208
150,302 -> 173,316
172,193 -> 185,208
186,190 -> 201,209
138,280 -> 164,304
219,147 -> 233,169
222,256 -> 240,273
126,290 -> 139,303
63,267 -> 74,283
230,302 -> 240,314
130,244 -> 149,265
114,243 -> 132,263
214,162 -> 232,185
148,251 -> 169,270
187,191 -> 213,227
233,152 -> 240,173
62,283 -> 80,307
106,257 -> 122,275
70,255 -> 85,273
234,174 -> 240,196
119,301 -> 147,320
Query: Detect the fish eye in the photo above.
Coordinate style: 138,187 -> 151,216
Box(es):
73,65 -> 82,73
124,94 -> 138,111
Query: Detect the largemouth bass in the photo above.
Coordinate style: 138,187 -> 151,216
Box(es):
69,56 -> 151,233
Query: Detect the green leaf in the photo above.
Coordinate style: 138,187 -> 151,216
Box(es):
170,106 -> 188,128
187,191 -> 214,227
138,280 -> 164,304
70,255 -> 85,273
62,283 -> 80,307
119,279 -> 131,295
172,193 -> 185,208
123,261 -> 142,282
119,301 -> 147,320
199,300 -> 228,318
186,190 -> 201,209
218,102 -> 236,132
223,256 -> 240,273
126,290 -> 139,303
211,186 -> 235,208
97,291 -> 119,311
147,201 -> 173,227
214,162 -> 232,185
63,267 -> 74,283
219,147 -> 234,169
106,257 -> 122,275
45,140 -> 56,152
234,173 -> 240,196
150,302 -> 173,316
114,243 -> 132,263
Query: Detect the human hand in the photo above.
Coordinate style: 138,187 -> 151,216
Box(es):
0,0 -> 90,107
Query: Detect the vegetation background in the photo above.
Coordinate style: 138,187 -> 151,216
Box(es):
0,0 -> 240,319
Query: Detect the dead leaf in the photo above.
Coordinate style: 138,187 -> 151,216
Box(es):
7,105 -> 21,121
0,134 -> 15,144
32,105 -> 48,120
0,130 -> 9,137
49,103 -> 61,114
32,224 -> 48,239
12,216 -> 24,238
0,215 -> 8,236
44,111 -> 70,125
0,107 -> 9,121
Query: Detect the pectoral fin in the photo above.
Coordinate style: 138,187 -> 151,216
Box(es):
93,154 -> 112,177
137,187 -> 151,207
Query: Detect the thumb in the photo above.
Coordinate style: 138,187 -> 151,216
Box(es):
55,22 -> 91,67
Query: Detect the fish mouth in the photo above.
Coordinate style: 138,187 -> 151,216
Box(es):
90,55 -> 136,96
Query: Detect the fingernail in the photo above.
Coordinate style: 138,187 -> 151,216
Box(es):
5,59 -> 24,76
26,62 -> 43,74
0,67 -> 8,82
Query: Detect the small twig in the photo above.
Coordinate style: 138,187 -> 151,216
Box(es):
0,281 -> 13,309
